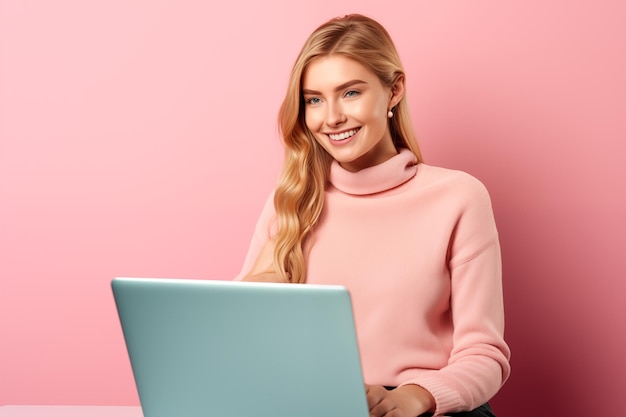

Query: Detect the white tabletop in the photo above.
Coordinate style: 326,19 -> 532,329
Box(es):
0,406 -> 143,417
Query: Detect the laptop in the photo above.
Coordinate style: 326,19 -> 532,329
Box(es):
112,277 -> 369,417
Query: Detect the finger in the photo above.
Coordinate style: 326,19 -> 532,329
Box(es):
369,397 -> 396,417
365,385 -> 387,411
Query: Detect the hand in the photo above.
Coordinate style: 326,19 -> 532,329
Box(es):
366,384 -> 435,417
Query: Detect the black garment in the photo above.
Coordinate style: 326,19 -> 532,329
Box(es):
382,386 -> 496,417
447,403 -> 496,417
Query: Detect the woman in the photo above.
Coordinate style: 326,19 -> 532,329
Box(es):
237,14 -> 510,417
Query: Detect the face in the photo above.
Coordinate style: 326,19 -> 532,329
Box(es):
301,55 -> 403,172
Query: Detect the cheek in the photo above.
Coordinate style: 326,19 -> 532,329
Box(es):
353,98 -> 386,122
304,108 -> 323,132
374,96 -> 390,119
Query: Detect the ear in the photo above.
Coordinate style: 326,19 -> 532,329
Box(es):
388,74 -> 406,109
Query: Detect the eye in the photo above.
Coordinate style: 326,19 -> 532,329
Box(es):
305,97 -> 322,105
344,90 -> 361,98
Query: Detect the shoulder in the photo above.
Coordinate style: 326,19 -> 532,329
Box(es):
416,165 -> 500,264
415,163 -> 492,202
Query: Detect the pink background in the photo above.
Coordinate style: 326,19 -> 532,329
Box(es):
1,1 -> 625,415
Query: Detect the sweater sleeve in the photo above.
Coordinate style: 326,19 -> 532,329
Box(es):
232,192 -> 277,281
402,175 -> 511,415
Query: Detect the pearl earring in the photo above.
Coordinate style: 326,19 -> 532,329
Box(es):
387,110 -> 394,118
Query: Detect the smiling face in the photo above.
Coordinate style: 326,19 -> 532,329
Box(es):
301,55 -> 404,172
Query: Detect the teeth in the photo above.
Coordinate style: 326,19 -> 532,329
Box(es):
329,128 -> 359,141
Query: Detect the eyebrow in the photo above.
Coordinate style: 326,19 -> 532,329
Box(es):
302,79 -> 367,95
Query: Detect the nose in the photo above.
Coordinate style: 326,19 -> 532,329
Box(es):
325,102 -> 346,127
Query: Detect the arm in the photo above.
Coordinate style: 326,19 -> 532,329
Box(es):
233,191 -> 285,283
241,239 -> 286,283
232,192 -> 277,281
405,176 -> 511,414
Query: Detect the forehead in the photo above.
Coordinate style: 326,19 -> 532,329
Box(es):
302,55 -> 380,90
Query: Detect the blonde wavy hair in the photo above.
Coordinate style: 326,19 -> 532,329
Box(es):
273,14 -> 423,283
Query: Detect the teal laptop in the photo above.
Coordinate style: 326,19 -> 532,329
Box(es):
112,277 -> 369,417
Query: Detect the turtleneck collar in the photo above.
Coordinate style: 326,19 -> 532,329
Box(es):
328,148 -> 418,195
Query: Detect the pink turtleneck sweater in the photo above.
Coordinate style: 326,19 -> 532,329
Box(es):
236,149 -> 511,415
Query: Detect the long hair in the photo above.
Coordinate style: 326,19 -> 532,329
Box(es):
273,14 -> 423,283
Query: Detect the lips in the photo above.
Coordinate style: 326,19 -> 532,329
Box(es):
328,128 -> 360,141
